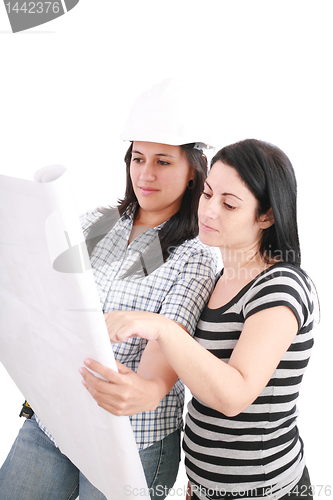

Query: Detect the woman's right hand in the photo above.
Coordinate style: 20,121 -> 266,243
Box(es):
103,310 -> 171,344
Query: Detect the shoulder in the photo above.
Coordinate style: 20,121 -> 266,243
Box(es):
169,237 -> 218,273
79,208 -> 104,233
174,236 -> 218,260
243,263 -> 315,331
80,207 -> 124,235
249,263 -> 313,297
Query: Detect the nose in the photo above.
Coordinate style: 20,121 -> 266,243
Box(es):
200,195 -> 218,219
139,160 -> 156,181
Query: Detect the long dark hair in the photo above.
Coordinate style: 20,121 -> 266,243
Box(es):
86,143 -> 207,261
211,139 -> 301,266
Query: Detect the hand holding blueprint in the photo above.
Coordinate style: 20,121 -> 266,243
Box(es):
0,166 -> 150,499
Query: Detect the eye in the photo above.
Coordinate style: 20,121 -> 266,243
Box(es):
202,191 -> 211,199
157,160 -> 170,166
224,203 -> 236,210
132,157 -> 144,164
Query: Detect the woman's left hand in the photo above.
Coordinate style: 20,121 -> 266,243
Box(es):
104,310 -> 170,344
80,358 -> 163,416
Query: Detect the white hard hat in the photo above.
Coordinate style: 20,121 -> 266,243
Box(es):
120,78 -> 214,149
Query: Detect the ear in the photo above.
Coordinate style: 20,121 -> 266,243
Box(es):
189,165 -> 196,181
187,166 -> 196,187
258,207 -> 275,229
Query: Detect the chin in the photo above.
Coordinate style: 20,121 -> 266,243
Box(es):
198,231 -> 218,247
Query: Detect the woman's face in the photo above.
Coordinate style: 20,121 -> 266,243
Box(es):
198,161 -> 270,252
130,141 -> 194,224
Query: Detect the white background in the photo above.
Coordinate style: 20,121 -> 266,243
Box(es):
0,1 -> 332,497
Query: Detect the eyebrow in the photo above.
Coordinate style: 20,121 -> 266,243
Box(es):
204,181 -> 243,201
132,150 -> 176,158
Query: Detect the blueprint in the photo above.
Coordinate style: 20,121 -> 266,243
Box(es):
0,165 -> 150,499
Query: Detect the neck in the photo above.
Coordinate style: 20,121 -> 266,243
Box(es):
219,244 -> 268,282
134,208 -> 172,228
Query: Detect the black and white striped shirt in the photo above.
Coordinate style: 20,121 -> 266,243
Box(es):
183,263 -> 315,500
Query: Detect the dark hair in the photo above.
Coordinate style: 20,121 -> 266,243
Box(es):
86,143 -> 207,261
211,139 -> 301,266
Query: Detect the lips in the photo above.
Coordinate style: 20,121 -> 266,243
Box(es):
200,221 -> 218,232
138,186 -> 159,195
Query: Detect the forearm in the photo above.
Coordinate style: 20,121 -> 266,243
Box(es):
158,320 -> 248,417
137,340 -> 178,409
107,307 -> 298,417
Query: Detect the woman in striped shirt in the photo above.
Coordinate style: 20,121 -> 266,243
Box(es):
91,139 -> 316,499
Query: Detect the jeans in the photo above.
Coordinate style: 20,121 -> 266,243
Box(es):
0,415 -> 180,500
284,467 -> 313,499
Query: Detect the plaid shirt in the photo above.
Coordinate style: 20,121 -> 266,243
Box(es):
37,207 -> 217,450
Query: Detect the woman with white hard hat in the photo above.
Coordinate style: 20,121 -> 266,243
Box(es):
0,79 -> 217,500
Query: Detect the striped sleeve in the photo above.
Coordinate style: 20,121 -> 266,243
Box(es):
242,266 -> 313,333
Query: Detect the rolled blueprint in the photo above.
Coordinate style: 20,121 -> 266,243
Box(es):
0,166 -> 150,499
